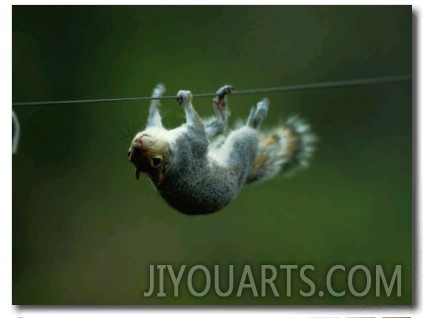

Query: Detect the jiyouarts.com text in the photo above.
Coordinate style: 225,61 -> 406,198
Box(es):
143,264 -> 402,298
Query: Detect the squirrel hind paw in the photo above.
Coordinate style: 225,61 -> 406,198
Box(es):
247,98 -> 269,129
215,85 -> 234,98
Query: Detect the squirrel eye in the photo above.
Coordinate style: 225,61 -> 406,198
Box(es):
152,156 -> 162,167
127,150 -> 131,157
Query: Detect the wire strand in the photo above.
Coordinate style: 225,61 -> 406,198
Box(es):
12,74 -> 411,107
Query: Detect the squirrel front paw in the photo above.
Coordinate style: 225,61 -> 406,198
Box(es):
176,90 -> 193,107
150,83 -> 166,109
152,83 -> 166,98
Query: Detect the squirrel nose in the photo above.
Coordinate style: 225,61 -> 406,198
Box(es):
133,133 -> 151,148
134,139 -> 142,146
132,136 -> 145,149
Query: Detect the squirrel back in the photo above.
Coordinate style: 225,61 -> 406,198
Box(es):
247,115 -> 317,183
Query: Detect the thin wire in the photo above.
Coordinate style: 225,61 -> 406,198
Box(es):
12,74 -> 411,107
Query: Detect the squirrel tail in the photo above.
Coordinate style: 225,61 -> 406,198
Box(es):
246,115 -> 317,184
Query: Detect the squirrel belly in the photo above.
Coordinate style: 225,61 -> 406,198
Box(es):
154,126 -> 259,215
156,164 -> 239,215
139,116 -> 316,215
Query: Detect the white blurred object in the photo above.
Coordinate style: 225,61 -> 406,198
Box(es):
12,110 -> 20,154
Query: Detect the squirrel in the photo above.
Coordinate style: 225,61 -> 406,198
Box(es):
128,84 -> 316,215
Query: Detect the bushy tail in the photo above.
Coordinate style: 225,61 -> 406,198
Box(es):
246,115 -> 317,183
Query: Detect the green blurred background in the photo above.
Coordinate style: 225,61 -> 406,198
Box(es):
12,5 -> 412,305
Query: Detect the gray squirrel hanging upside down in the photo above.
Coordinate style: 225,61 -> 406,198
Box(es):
128,84 -> 316,215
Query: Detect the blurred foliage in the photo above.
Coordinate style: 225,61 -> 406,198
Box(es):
12,5 -> 412,305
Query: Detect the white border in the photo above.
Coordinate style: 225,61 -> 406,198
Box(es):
3,1 -> 422,317
3,1 -> 12,317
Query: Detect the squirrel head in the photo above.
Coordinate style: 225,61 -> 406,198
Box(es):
128,131 -> 170,186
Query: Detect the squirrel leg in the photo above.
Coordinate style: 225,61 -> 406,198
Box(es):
176,90 -> 209,158
146,83 -> 166,128
246,98 -> 269,129
176,90 -> 206,132
203,85 -> 233,140
217,126 -> 259,187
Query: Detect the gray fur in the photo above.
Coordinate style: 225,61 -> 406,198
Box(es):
131,84 -> 316,215
247,98 -> 269,129
157,89 -> 258,214
202,85 -> 232,141
146,83 -> 166,128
